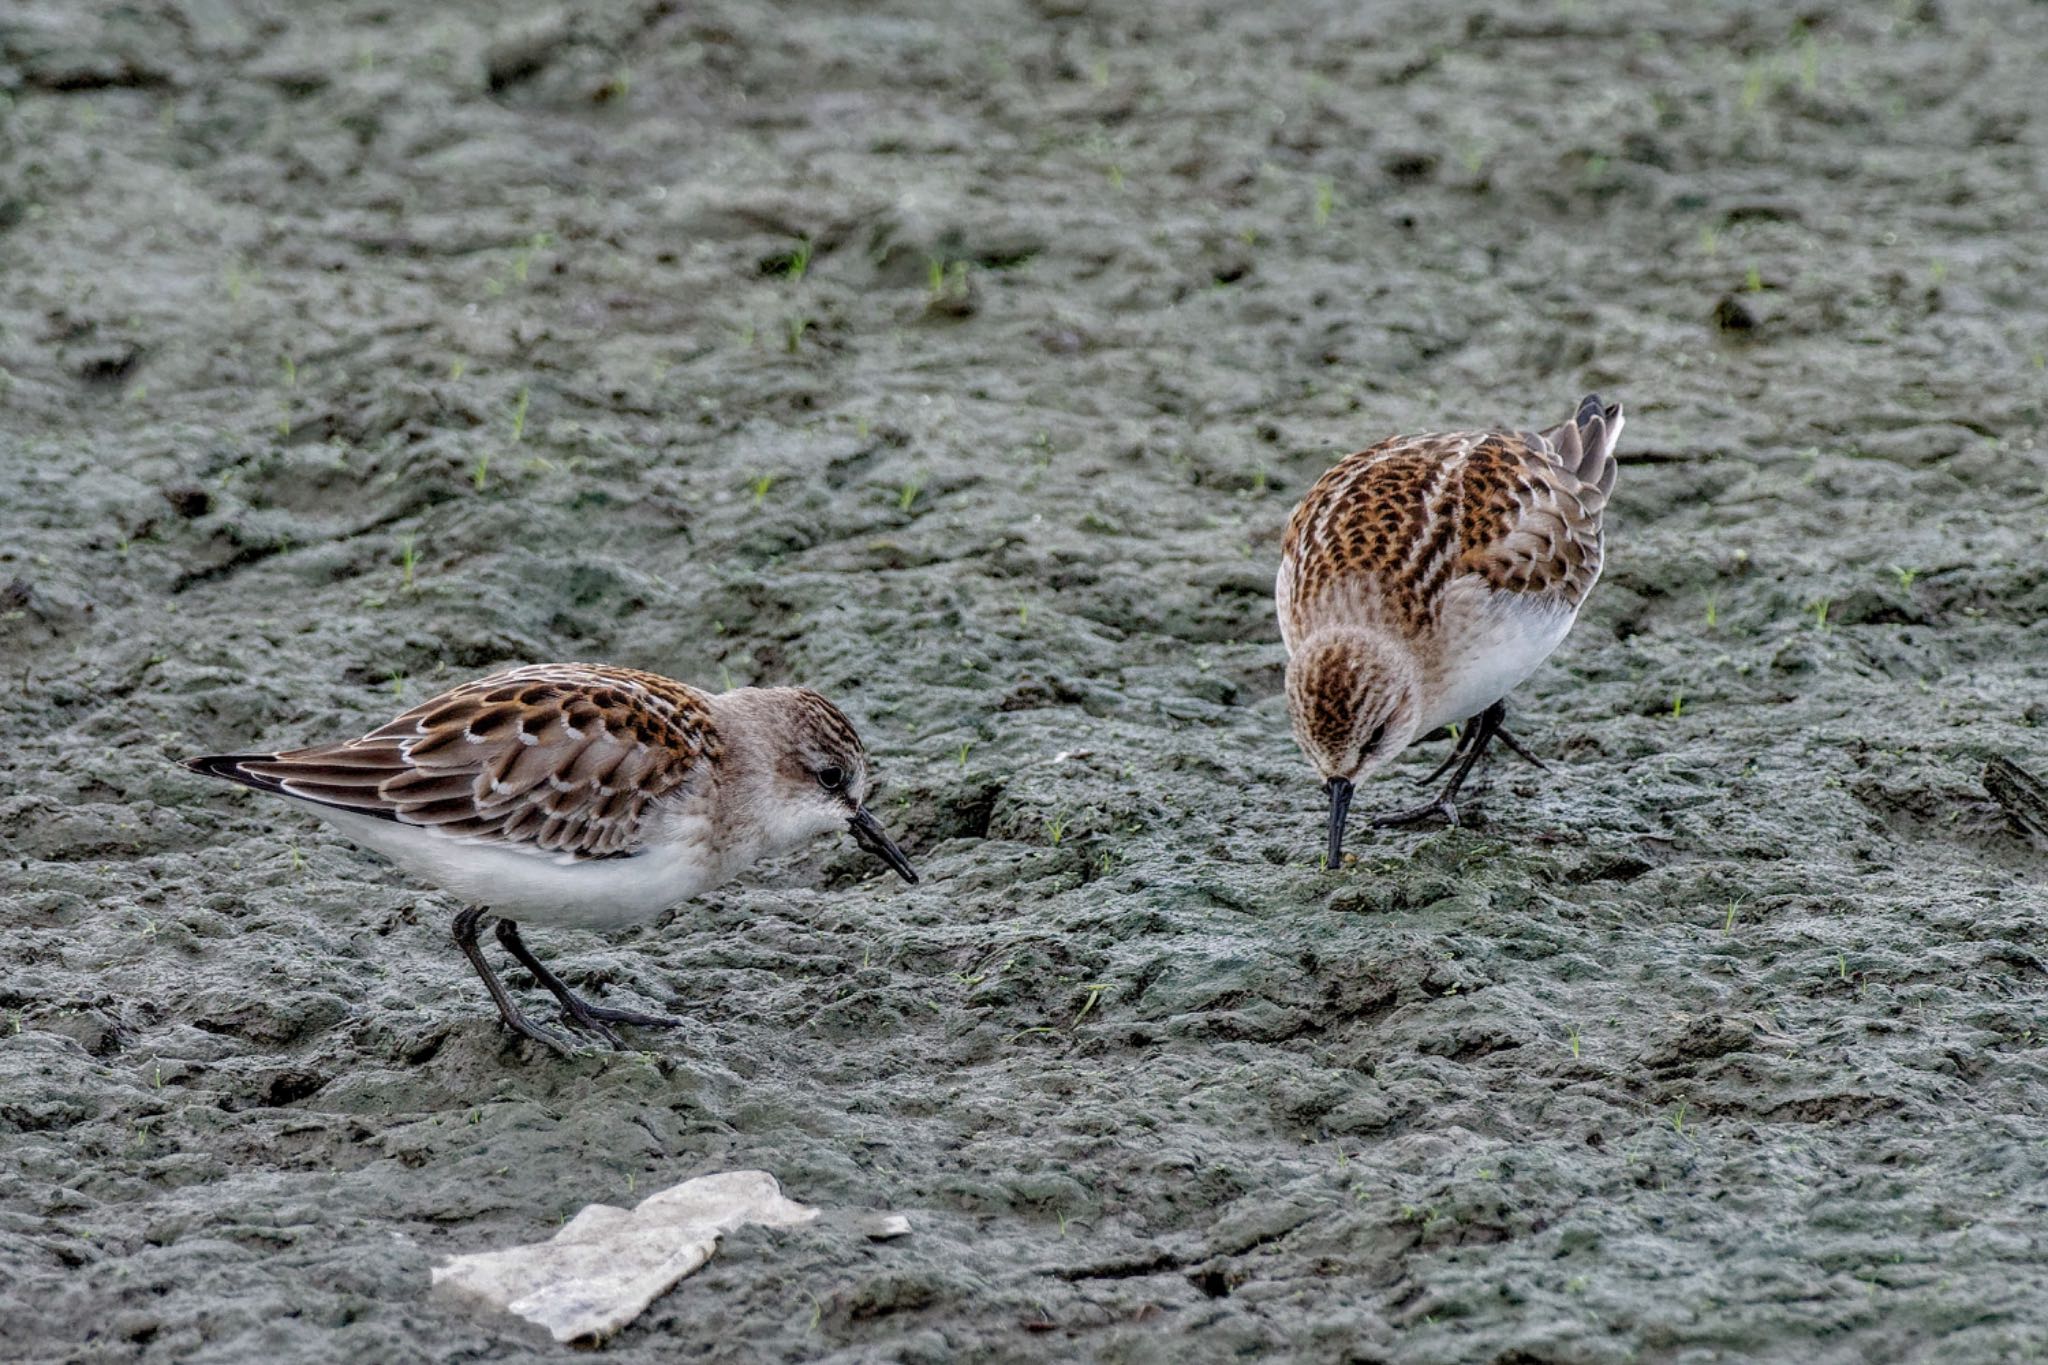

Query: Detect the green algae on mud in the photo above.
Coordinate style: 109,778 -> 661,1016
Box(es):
3,0 -> 2048,1361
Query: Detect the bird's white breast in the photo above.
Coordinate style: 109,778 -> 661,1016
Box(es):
1421,584 -> 1581,733
308,805 -> 727,932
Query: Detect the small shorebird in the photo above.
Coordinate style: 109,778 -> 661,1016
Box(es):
184,664 -> 918,1054
1276,395 -> 1622,861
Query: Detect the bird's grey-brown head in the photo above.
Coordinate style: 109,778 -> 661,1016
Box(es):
1284,628 -> 1423,866
726,687 -> 918,884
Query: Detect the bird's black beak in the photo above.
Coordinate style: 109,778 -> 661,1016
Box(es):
1326,777 -> 1354,869
847,807 -> 919,884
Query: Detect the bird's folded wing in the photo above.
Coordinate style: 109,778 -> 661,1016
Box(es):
226,666 -> 716,860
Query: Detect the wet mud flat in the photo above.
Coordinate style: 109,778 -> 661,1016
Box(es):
3,0 -> 2047,1360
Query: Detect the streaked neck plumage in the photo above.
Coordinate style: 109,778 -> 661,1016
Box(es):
1285,624 -> 1425,781
683,690 -> 845,874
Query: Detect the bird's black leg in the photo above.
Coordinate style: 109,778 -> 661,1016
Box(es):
1374,700 -> 1513,829
1493,723 -> 1548,770
1415,710 -> 1546,788
493,919 -> 684,1049
1414,720 -> 1482,788
451,906 -> 574,1056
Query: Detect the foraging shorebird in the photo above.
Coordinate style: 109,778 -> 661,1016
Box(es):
184,664 -> 918,1054
1276,395 -> 1622,861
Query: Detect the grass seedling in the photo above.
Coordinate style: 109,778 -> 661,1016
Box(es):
897,474 -> 923,511
1568,1026 -> 1581,1058
1739,63 -> 1768,114
1671,691 -> 1684,719
289,846 -> 305,873
1046,812 -> 1070,847
1724,899 -> 1743,933
1892,565 -> 1918,590
1837,950 -> 1850,982
957,741 -> 972,768
1699,225 -> 1720,256
509,386 -> 530,442
750,473 -> 774,505
389,669 -> 406,699
1073,982 -> 1110,1024
1671,1101 -> 1689,1136
1745,264 -> 1764,292
1313,176 -> 1334,227
784,316 -> 809,353
926,258 -> 970,305
398,534 -> 418,590
472,452 -> 490,491
1017,603 -> 1030,628
1811,598 -> 1831,631
1705,594 -> 1719,629
783,238 -> 812,283
449,356 -> 467,381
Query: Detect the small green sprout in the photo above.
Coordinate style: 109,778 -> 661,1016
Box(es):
1671,691 -> 1684,719
1312,176 -> 1334,227
783,238 -> 812,283
1745,264 -> 1764,292
1567,1026 -> 1581,1058
956,741 -> 972,768
509,386 -> 530,442
897,475 -> 923,511
750,473 -> 774,505
1705,595 -> 1719,628
1892,566 -> 1918,590
398,534 -> 418,590
472,453 -> 490,490
1045,812 -> 1069,847
1073,982 -> 1110,1024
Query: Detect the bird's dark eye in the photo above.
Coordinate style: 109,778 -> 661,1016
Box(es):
817,766 -> 845,792
1359,723 -> 1387,761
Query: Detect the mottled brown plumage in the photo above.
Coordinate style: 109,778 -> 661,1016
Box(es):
191,665 -> 719,860
1277,395 -> 1623,853
182,663 -> 917,1054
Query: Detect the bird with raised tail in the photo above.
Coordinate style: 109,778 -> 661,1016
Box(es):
183,664 -> 918,1055
1276,395 -> 1623,862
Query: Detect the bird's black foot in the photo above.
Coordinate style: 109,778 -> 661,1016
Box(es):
494,919 -> 681,1052
451,906 -> 576,1057
1494,725 -> 1547,770
1372,797 -> 1460,829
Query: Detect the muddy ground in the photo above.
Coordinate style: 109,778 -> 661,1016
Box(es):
4,0 -> 2047,1360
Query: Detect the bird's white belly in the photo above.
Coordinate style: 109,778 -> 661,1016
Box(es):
310,808 -> 725,931
1421,589 -> 1580,733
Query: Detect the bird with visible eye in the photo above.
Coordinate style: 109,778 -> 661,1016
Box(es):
1278,395 -> 1623,862
181,663 -> 919,1057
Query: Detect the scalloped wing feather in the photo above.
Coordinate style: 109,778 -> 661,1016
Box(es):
1278,396 -> 1620,647
222,665 -> 718,861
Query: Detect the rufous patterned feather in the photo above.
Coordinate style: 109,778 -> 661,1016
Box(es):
1277,396 -> 1620,652
199,664 -> 720,860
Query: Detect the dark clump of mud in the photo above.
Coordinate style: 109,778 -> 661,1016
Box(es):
4,1 -> 2047,1360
